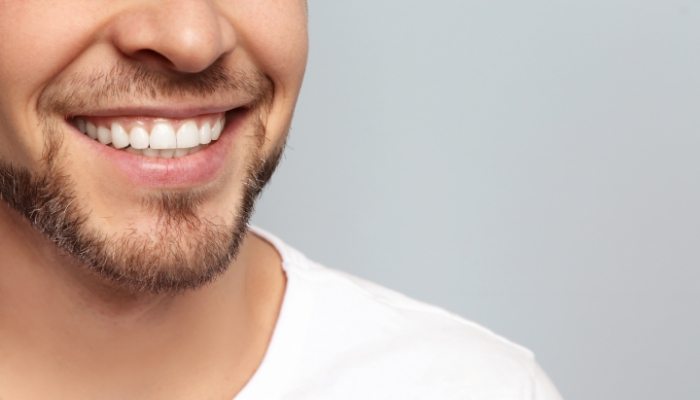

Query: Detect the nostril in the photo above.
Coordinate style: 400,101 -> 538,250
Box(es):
107,3 -> 237,75
130,49 -> 176,70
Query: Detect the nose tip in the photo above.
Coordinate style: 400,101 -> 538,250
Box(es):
109,2 -> 236,74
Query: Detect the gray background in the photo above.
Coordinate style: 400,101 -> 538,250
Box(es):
252,1 -> 700,399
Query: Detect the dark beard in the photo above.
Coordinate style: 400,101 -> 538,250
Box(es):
0,136 -> 284,294
0,62 -> 286,294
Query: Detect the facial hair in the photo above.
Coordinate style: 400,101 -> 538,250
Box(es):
0,62 -> 286,294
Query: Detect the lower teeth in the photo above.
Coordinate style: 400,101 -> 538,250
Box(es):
122,145 -> 205,159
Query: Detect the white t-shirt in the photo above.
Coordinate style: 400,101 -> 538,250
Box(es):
236,227 -> 563,400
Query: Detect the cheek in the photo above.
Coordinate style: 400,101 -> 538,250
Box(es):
254,23 -> 308,92
0,2 -> 102,166
0,2 -> 100,96
230,2 -> 308,153
233,2 -> 308,96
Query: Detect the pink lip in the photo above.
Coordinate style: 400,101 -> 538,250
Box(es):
71,109 -> 247,188
71,106 -> 236,119
66,101 -> 252,119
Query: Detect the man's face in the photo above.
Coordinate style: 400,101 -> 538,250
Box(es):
0,1 -> 308,292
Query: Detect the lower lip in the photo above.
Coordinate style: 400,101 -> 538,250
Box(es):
72,110 -> 246,188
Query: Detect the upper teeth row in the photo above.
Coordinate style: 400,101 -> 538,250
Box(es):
74,117 -> 225,150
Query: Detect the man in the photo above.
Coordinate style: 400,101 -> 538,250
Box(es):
0,1 -> 562,399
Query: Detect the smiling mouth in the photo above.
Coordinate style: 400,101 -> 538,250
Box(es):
69,108 -> 243,159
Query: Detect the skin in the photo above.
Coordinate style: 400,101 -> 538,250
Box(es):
0,1 -> 307,398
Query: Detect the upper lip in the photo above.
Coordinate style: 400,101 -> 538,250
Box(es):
67,102 -> 250,120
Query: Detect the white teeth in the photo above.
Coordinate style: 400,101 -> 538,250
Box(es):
150,122 -> 176,150
86,122 -> 98,139
124,145 -> 204,159
111,122 -> 130,149
129,126 -> 150,150
211,119 -> 223,140
176,121 -> 200,149
75,115 -> 226,157
97,126 -> 112,145
199,122 -> 212,144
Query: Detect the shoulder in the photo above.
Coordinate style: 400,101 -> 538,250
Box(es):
251,227 -> 562,399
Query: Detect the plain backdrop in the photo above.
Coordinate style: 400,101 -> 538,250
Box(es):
252,1 -> 700,399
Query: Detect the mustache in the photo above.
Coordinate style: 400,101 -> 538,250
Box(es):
38,60 -> 272,116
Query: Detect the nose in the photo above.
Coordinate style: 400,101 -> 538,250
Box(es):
108,0 -> 236,73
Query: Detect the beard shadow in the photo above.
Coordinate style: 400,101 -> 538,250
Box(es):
0,132 -> 285,294
0,69 -> 286,294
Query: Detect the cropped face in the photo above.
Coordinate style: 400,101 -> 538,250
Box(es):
0,1 -> 308,292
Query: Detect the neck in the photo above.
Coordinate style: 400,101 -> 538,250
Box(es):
0,203 -> 286,398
